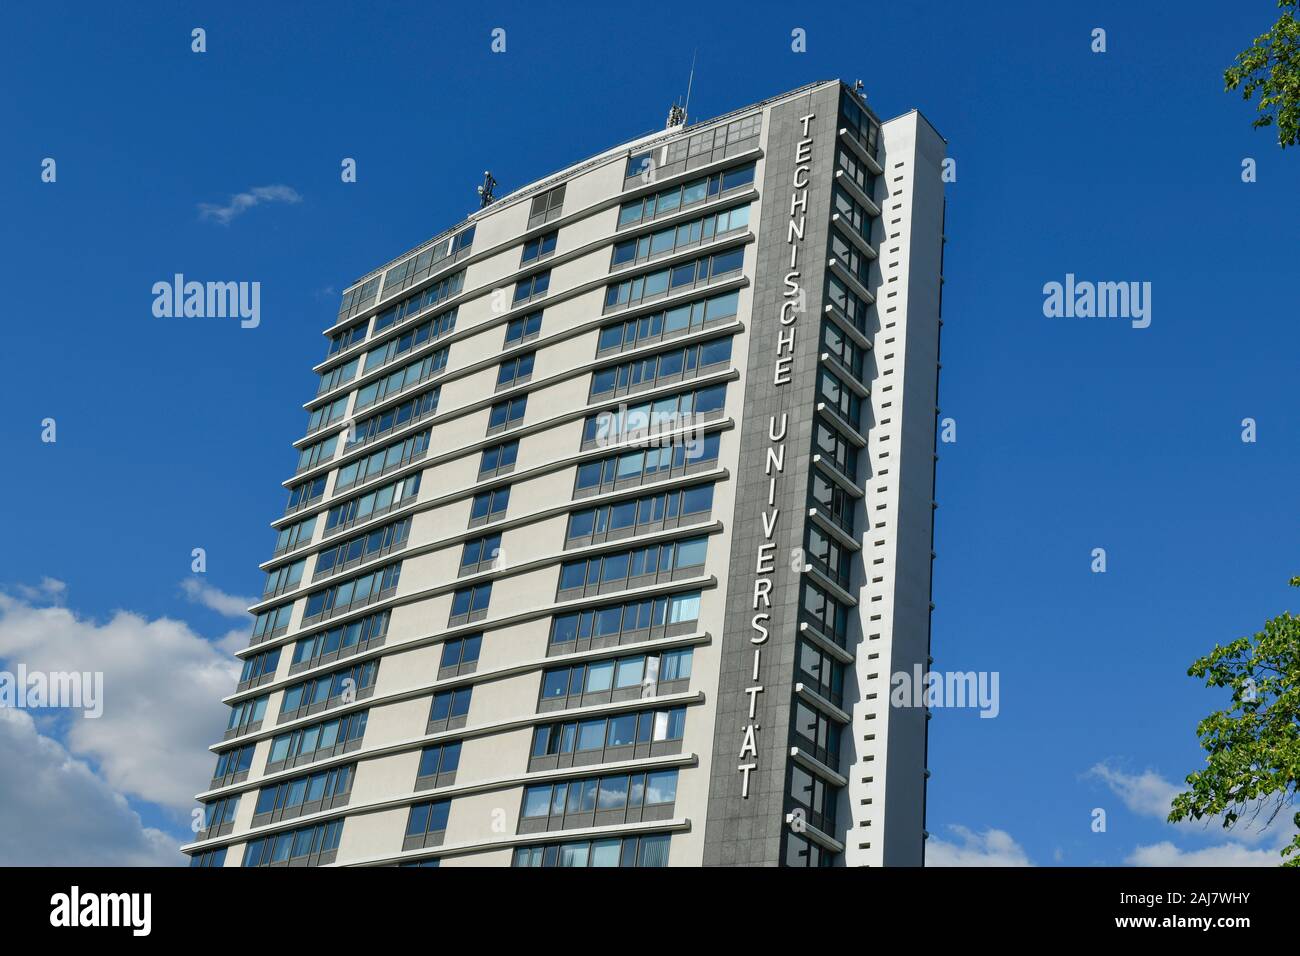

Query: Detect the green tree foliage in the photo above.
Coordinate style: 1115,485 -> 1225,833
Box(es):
1169,577 -> 1300,864
1226,1 -> 1300,147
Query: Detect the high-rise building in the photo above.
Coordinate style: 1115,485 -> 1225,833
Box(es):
183,79 -> 947,868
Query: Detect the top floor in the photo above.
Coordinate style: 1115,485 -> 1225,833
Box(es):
329,79 -> 888,337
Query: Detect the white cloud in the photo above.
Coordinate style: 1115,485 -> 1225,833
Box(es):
0,709 -> 181,866
15,577 -> 67,603
1087,763 -> 1180,819
198,184 -> 302,225
926,825 -> 1033,866
1126,841 -> 1281,867
0,591 -> 240,813
1087,761 -> 1282,844
180,578 -> 253,619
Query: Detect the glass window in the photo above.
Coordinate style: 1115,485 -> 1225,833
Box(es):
585,660 -> 614,693
645,770 -> 678,805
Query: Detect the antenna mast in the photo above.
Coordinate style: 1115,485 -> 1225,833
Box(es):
684,49 -> 696,122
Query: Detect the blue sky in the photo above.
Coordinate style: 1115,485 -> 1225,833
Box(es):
0,0 -> 1295,865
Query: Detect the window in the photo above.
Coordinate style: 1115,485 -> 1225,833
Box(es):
504,311 -> 542,345
836,143 -> 877,197
830,230 -> 872,290
279,659 -> 379,718
566,483 -> 714,545
810,470 -> 856,534
469,486 -> 510,524
521,230 -> 557,264
574,432 -> 721,494
188,847 -> 228,868
324,474 -> 420,535
416,741 -> 462,785
345,386 -> 439,450
267,711 -> 368,770
539,648 -> 692,706
452,225 -> 475,255
327,319 -> 368,358
307,396 -> 348,434
363,309 -> 457,373
528,184 -> 565,227
611,204 -> 751,268
286,475 -> 327,515
273,515 -> 316,558
440,634 -> 481,671
603,249 -> 744,311
315,518 -> 411,578
404,800 -> 451,850
334,429 -> 431,493
802,580 -> 850,646
355,348 -> 448,411
531,706 -> 686,761
211,744 -> 255,785
263,559 -> 305,599
520,769 -> 678,828
657,114 -> 760,170
449,583 -> 492,624
302,563 -> 402,623
512,833 -> 669,867
381,227 -> 473,298
226,695 -> 267,735
199,795 -> 239,837
597,289 -> 739,355
557,536 -> 708,597
821,318 -> 865,381
378,271 -> 464,330
840,87 -> 880,158
253,764 -> 354,825
460,535 -> 501,574
832,184 -> 873,244
616,162 -> 756,228
813,416 -> 858,481
582,384 -> 726,447
296,434 -> 337,474
479,440 -> 518,477
337,276 -> 379,323
826,274 -> 871,333
513,270 -> 550,304
428,687 -> 472,730
238,647 -> 281,689
590,337 -> 732,399
290,610 -> 389,671
243,818 -> 344,867
792,700 -> 843,770
487,397 -> 526,434
549,591 -> 701,651
496,352 -> 535,389
797,639 -> 846,707
785,831 -> 835,867
317,356 -> 359,397
818,367 -> 862,427
625,151 -> 653,178
251,603 -> 293,645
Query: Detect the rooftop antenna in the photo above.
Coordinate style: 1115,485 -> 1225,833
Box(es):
477,170 -> 497,208
667,51 -> 696,128
684,49 -> 696,121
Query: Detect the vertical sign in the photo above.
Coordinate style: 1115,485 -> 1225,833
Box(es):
738,112 -> 816,798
